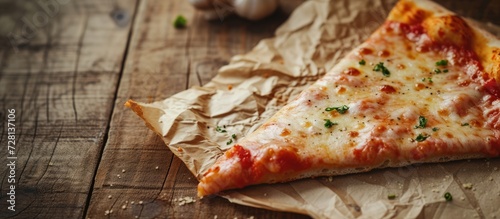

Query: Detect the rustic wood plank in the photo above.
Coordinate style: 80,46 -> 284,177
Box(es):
86,0 -> 307,218
0,0 -> 137,218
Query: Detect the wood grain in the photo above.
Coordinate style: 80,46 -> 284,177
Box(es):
85,0 -> 307,218
0,0 -> 137,218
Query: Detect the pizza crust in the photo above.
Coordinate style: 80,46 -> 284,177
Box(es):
390,0 -> 500,83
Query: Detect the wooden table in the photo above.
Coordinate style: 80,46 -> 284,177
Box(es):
1,0 -> 499,218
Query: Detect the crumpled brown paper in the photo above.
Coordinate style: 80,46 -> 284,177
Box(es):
126,0 -> 500,218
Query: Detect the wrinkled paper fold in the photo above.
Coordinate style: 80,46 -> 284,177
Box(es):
127,0 -> 500,218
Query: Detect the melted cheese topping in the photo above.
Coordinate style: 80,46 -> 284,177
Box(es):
261,22 -> 500,166
198,16 -> 500,197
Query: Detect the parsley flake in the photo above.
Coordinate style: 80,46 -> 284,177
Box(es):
414,116 -> 427,129
432,127 -> 439,131
359,59 -> 366,65
226,139 -> 233,145
444,192 -> 452,201
443,69 -> 449,73
434,69 -> 441,74
174,15 -> 187,29
461,123 -> 470,126
373,62 -> 390,77
231,134 -> 237,139
436,60 -> 448,66
325,105 -> 349,114
388,194 -> 396,200
324,119 -> 338,128
415,133 -> 430,142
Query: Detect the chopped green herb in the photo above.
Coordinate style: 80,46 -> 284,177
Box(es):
461,123 -> 470,126
414,116 -> 427,129
444,192 -> 452,201
443,69 -> 449,73
216,126 -> 227,133
232,134 -> 237,139
388,194 -> 396,200
325,105 -> 349,114
359,59 -> 366,65
436,59 -> 448,66
324,119 -> 338,128
422,78 -> 426,82
226,139 -> 233,145
174,15 -> 187,29
373,62 -> 390,77
427,77 -> 433,83
434,69 -> 441,74
415,133 -> 430,142
432,127 -> 439,131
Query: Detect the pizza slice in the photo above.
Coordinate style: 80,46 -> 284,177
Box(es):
197,0 -> 500,197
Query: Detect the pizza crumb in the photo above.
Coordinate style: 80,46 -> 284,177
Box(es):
121,205 -> 127,210
263,193 -> 268,197
108,195 -> 112,199
214,216 -> 218,219
177,147 -> 183,152
122,169 -> 126,173
463,183 -> 473,189
155,166 -> 159,170
131,201 -> 135,205
139,201 -> 143,205
176,196 -> 196,206
184,196 -> 195,204
104,210 -> 110,216
135,216 -> 138,219
248,216 -> 255,219
328,176 -> 333,182
460,197 -> 465,201
489,177 -> 494,181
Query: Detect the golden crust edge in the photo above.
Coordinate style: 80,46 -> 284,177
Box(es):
390,0 -> 500,83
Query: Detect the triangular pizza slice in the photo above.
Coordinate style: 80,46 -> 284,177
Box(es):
197,0 -> 500,197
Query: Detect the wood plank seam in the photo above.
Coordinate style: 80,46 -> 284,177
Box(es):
80,1 -> 142,218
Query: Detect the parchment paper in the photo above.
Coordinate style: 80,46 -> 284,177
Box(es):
126,0 -> 500,218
